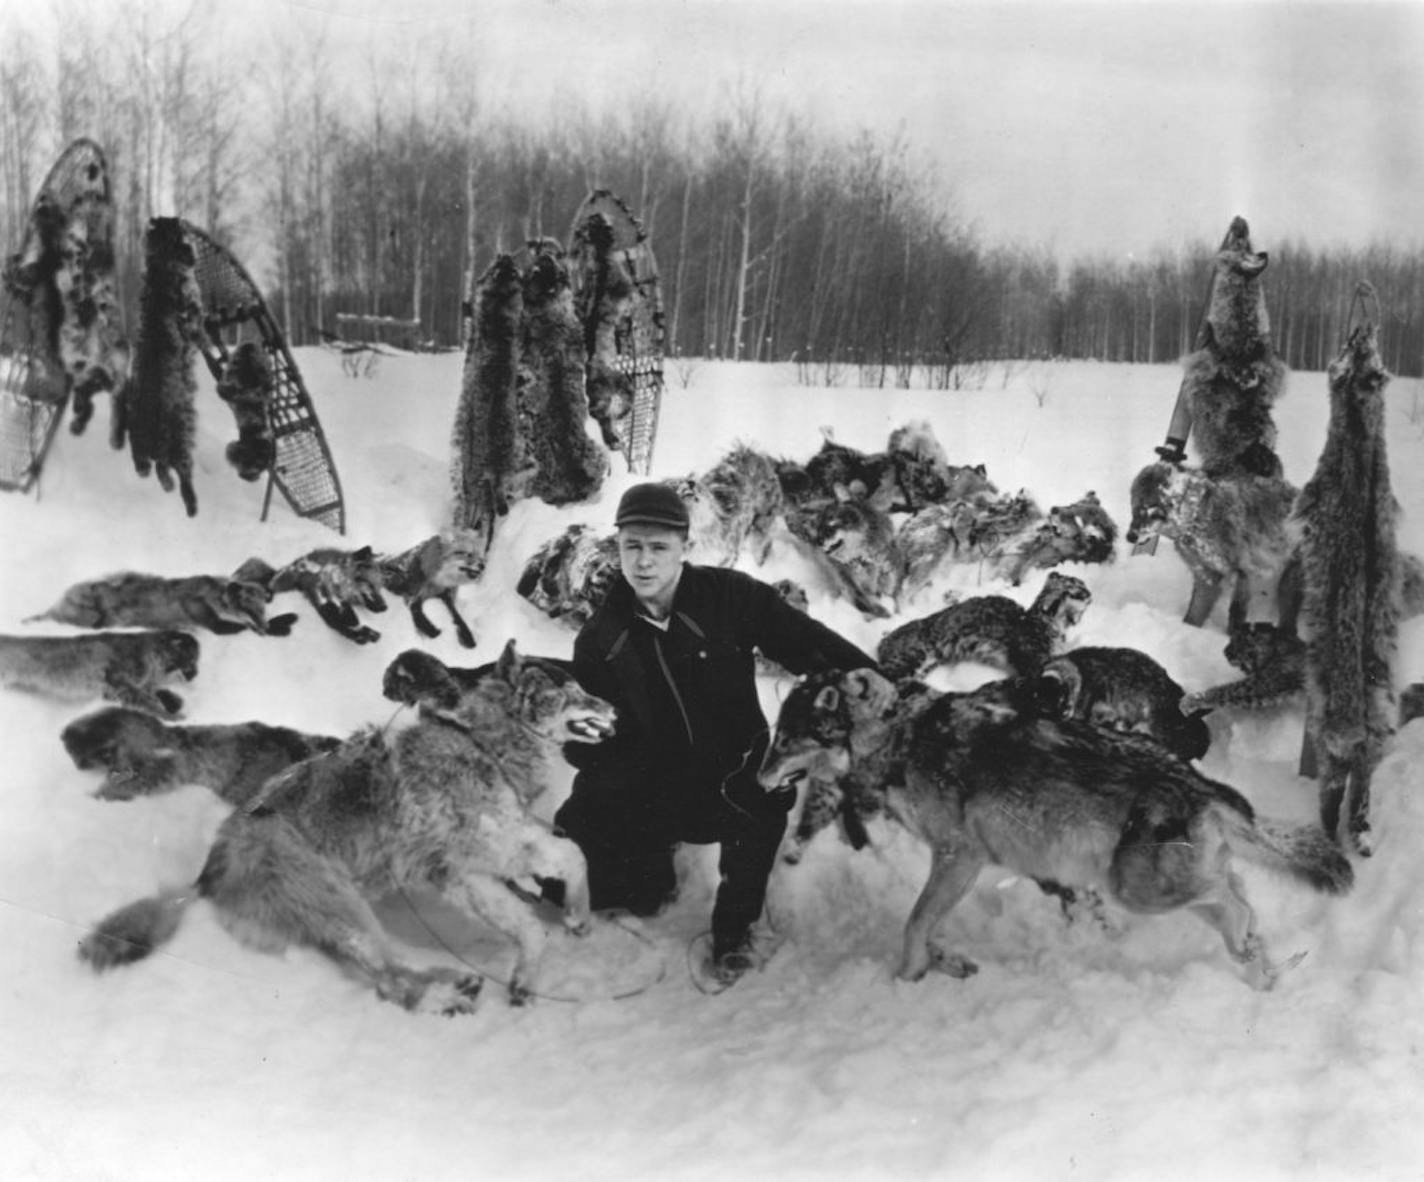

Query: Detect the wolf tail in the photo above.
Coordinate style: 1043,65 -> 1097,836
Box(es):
78,885 -> 195,971
1215,805 -> 1354,895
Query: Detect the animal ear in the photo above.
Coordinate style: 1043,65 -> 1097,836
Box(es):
353,545 -> 374,560
813,685 -> 840,713
1036,662 -> 1079,717
844,667 -> 896,711
497,638 -> 520,677
832,482 -> 853,503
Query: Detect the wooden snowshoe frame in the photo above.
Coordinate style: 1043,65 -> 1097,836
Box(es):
179,220 -> 346,534
568,188 -> 665,475
0,138 -> 113,494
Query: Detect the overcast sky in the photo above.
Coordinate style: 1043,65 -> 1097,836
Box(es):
10,0 -> 1424,259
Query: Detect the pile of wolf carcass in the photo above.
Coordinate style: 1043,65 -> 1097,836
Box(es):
0,214 -> 1399,1015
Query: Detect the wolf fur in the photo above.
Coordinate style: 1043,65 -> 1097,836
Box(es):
113,216 -> 202,517
1179,217 -> 1289,477
876,571 -> 1091,681
1038,646 -> 1210,762
451,254 -> 532,533
573,213 -> 638,453
378,531 -> 486,650
1127,460 -> 1297,628
520,243 -> 608,506
0,630 -> 198,717
268,545 -> 389,644
994,491 -> 1118,587
682,444 -> 786,566
215,341 -> 275,481
1293,323 -> 1401,852
61,705 -> 340,804
27,567 -> 293,637
517,524 -> 622,627
78,641 -> 616,1011
759,668 -> 1353,987
791,491 -> 901,618
381,647 -> 576,720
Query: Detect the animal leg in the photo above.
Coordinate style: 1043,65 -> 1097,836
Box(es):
440,590 -> 477,649
1317,749 -> 1350,845
1187,866 -> 1285,990
1183,573 -> 1225,627
204,817 -> 484,1015
898,845 -> 985,982
312,594 -> 379,644
513,824 -> 592,936
1344,749 -> 1373,858
105,673 -> 184,719
409,599 -> 443,639
444,871 -> 555,1005
784,776 -> 845,864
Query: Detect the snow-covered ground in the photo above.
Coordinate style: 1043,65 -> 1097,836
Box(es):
2,349 -> 1422,1181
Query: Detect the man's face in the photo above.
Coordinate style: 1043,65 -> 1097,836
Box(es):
617,523 -> 689,609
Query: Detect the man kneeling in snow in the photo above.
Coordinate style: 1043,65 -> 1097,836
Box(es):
554,483 -> 876,986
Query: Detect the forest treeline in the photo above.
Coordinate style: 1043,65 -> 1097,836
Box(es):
2,7 -> 1422,378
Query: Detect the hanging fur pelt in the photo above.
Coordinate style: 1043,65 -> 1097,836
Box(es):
519,241 -> 608,506
449,253 -> 531,533
1181,217 -> 1289,478
112,217 -> 203,517
1293,321 -> 1400,854
216,341 -> 275,482
574,213 -> 638,453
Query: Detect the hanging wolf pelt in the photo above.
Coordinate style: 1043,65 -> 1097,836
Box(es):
216,341 -> 275,482
450,254 -> 531,534
59,185 -> 130,437
574,213 -> 637,453
519,241 -> 608,505
1292,321 -> 1400,854
112,217 -> 203,517
1181,217 -> 1289,478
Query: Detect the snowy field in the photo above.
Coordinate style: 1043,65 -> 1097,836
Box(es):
2,349 -> 1423,1181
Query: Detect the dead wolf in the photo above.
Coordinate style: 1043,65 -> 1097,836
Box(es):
993,491 -> 1118,587
759,668 -> 1353,987
78,641 -> 617,1012
1127,460 -> 1297,627
517,524 -> 622,627
0,630 -> 199,717
27,567 -> 295,637
61,705 -> 340,804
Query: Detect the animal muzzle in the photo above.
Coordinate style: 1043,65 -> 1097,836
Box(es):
566,714 -> 616,741
756,740 -> 847,793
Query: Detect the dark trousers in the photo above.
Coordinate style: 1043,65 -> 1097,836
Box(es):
554,763 -> 789,957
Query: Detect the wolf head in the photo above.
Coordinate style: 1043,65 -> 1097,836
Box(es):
492,640 -> 616,745
1329,323 -> 1389,404
155,630 -> 201,681
758,667 -> 897,794
1033,571 -> 1093,628
221,579 -> 274,633
1205,216 -> 1272,357
1126,461 -> 1183,546
60,706 -> 180,798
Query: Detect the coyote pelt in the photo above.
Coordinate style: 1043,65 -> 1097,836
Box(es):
113,217 -> 203,516
216,341 -> 275,481
1293,323 -> 1400,850
379,530 -> 486,649
1182,217 -> 1289,478
574,213 -> 638,453
27,567 -> 292,637
61,705 -> 340,804
1039,646 -> 1210,762
451,254 -> 532,533
1127,460 -> 1297,628
516,524 -> 621,627
78,642 -> 616,1012
759,668 -> 1353,987
876,571 -> 1091,681
994,491 -> 1118,587
0,630 -> 198,717
520,244 -> 608,506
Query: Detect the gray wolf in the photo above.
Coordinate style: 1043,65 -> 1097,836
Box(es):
215,341 -> 275,482
682,443 -> 786,566
450,254 -> 532,532
1039,646 -> 1210,762
517,524 -> 622,627
379,530 -> 486,650
520,242 -> 608,505
61,705 -> 340,803
78,641 -> 616,1011
759,668 -> 1353,987
572,212 -> 638,453
790,490 -> 901,618
27,567 -> 294,637
112,216 -> 202,517
0,630 -> 198,717
994,490 -> 1118,587
269,545 -> 389,644
876,570 -> 1091,681
1127,459 -> 1297,627
1179,216 -> 1289,477
1292,322 -> 1400,852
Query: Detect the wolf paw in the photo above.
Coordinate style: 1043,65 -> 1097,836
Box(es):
439,974 -> 485,1017
265,613 -> 298,637
928,946 -> 979,979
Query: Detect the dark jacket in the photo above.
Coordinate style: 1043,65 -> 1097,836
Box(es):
572,564 -> 875,813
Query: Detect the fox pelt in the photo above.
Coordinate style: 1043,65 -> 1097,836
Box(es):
1293,322 -> 1400,851
113,217 -> 203,517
